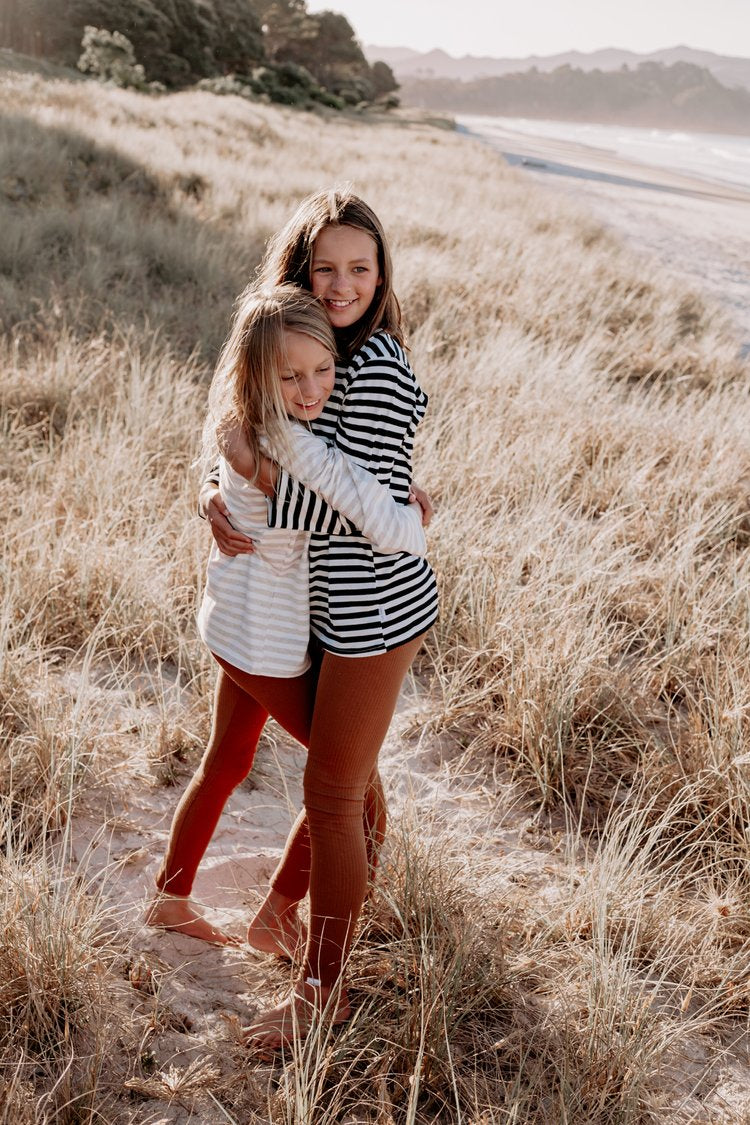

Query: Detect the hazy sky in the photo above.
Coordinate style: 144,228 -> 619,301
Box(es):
305,0 -> 750,59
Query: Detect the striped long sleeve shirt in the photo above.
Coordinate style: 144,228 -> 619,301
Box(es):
268,331 -> 439,656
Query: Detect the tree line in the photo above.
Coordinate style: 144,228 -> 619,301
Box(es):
400,61 -> 750,134
0,0 -> 398,107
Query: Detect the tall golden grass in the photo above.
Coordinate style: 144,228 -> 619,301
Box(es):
3,59 -> 750,1121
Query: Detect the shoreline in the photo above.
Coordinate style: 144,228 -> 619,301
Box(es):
456,117 -> 750,202
450,109 -> 750,144
458,117 -> 750,346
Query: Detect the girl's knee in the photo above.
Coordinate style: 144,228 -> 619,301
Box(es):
195,750 -> 253,795
303,771 -> 366,819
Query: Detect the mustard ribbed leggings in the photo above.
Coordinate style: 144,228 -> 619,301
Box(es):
156,634 -> 423,984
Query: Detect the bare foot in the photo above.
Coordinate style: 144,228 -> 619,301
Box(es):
246,890 -> 307,960
243,980 -> 351,1053
145,894 -> 239,946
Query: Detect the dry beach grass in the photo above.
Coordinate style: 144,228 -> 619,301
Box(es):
3,57 -> 750,1122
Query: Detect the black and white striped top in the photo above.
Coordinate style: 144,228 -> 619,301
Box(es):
269,330 -> 438,656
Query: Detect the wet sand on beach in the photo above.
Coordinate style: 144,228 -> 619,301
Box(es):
461,120 -> 750,344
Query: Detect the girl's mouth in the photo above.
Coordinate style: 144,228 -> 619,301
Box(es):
326,299 -> 356,309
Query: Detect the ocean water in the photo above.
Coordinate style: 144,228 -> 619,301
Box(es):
457,115 -> 750,191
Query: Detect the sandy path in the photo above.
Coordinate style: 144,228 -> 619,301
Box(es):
460,120 -> 750,347
66,670 -> 561,1121
69,663 -> 750,1122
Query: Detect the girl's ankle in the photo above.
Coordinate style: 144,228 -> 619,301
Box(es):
296,976 -> 347,1004
265,888 -> 300,915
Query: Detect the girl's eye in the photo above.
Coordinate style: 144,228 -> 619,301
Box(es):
353,266 -> 368,273
313,266 -> 331,273
281,374 -> 296,382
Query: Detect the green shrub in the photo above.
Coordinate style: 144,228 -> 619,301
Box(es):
77,25 -> 161,92
195,73 -> 253,98
197,62 -> 345,110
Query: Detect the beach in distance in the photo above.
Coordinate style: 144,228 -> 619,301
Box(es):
460,113 -> 750,343
459,115 -> 750,190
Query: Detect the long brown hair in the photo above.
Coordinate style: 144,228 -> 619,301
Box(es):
258,187 -> 404,358
204,284 -> 336,483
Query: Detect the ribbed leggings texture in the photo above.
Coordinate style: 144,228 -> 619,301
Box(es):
155,634 -> 423,985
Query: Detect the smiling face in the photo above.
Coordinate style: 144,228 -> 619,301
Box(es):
279,330 -> 336,421
310,224 -> 382,330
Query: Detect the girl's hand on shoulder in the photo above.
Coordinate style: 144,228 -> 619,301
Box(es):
200,483 -> 255,556
409,483 -> 434,528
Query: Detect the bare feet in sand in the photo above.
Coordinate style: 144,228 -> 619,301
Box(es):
145,893 -> 239,946
246,889 -> 307,960
243,979 -> 351,1053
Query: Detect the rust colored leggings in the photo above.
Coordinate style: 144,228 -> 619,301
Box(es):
297,634 -> 424,986
156,634 -> 423,987
155,659 -> 385,901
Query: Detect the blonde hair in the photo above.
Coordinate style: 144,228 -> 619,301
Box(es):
258,187 -> 404,358
204,284 -> 336,482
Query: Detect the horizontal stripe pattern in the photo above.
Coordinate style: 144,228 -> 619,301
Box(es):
197,414 -> 431,675
269,331 -> 439,656
197,458 -> 311,677
272,425 -> 427,559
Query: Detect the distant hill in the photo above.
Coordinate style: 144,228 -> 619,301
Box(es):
395,60 -> 750,136
365,43 -> 750,94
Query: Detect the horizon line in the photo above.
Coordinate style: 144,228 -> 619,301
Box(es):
365,42 -> 750,64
